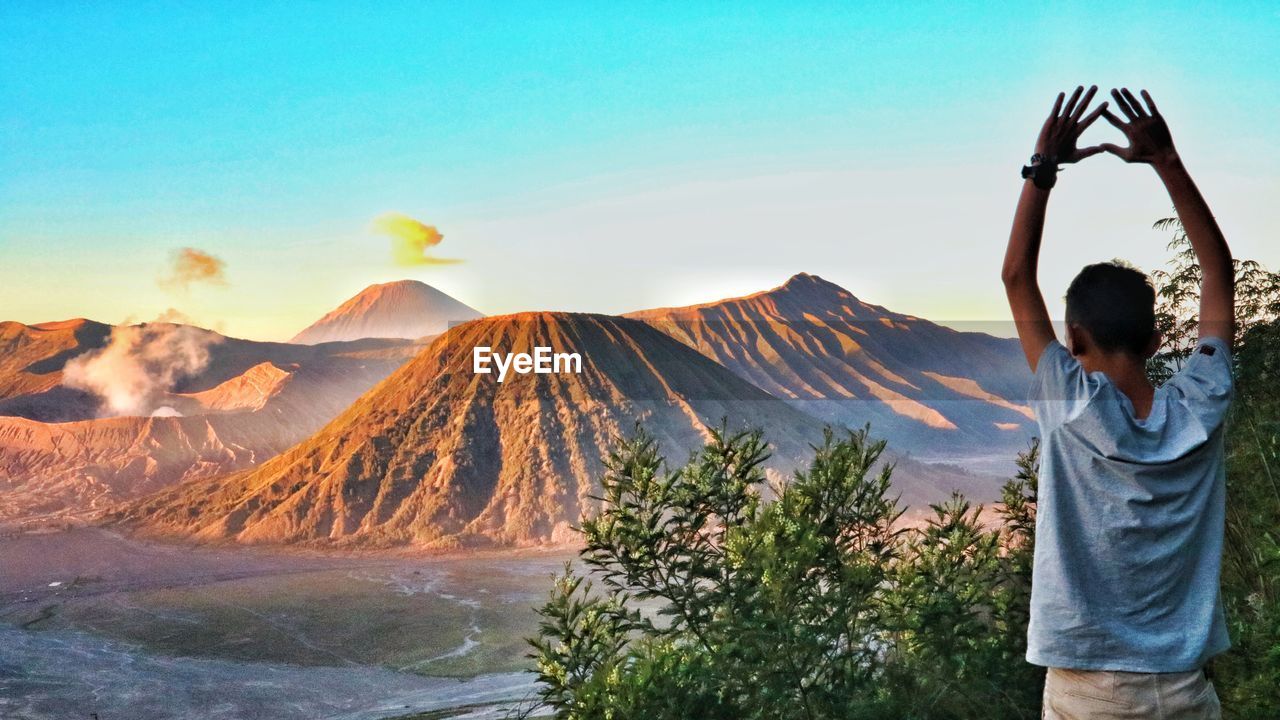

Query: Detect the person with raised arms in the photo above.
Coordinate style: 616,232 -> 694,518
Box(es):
1003,85 -> 1234,719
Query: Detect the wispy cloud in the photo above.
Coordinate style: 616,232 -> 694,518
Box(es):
372,212 -> 462,266
158,247 -> 228,292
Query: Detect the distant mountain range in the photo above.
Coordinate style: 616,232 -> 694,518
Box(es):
1,277 -> 484,527
0,318 -> 421,525
628,273 -> 1034,459
4,275 -> 1034,544
121,313 -> 987,549
291,279 -> 483,344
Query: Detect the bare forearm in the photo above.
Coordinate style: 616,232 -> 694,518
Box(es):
1002,181 -> 1051,284
1154,157 -> 1234,341
1003,180 -> 1056,368
1155,158 -> 1231,274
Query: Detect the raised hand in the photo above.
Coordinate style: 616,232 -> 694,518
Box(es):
1100,88 -> 1179,167
1034,85 -> 1107,164
1003,86 -> 1107,371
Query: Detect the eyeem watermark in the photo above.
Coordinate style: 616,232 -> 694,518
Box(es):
473,346 -> 583,382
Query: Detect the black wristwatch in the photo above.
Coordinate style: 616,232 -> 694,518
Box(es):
1021,153 -> 1059,190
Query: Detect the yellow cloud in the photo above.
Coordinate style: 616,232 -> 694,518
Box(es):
371,212 -> 462,266
158,247 -> 228,292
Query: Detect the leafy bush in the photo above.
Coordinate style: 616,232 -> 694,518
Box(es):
1212,319 -> 1280,717
526,427 -> 1046,720
1146,216 -> 1280,384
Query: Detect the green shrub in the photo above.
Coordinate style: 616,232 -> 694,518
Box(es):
525,426 -> 1047,720
1212,320 -> 1280,718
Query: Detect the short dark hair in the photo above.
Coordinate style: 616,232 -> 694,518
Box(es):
1064,262 -> 1157,356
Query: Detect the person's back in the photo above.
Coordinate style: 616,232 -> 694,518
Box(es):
1030,334 -> 1232,669
1001,86 -> 1234,719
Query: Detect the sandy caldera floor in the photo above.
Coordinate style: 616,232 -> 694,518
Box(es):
0,527 -> 576,720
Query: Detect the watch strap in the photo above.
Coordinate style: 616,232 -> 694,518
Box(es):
1021,154 -> 1059,190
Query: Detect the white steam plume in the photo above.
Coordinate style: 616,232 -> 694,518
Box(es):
62,324 -> 222,417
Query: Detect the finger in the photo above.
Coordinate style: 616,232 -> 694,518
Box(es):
1140,89 -> 1161,116
1050,91 -> 1065,119
1111,87 -> 1141,119
1101,107 -> 1128,131
1099,143 -> 1130,160
1074,145 -> 1105,161
1062,85 -> 1084,118
1111,88 -> 1138,121
1077,101 -> 1108,132
1070,85 -> 1098,123
1121,88 -> 1147,118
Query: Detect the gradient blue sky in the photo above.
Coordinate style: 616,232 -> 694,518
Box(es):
2,2 -> 1278,340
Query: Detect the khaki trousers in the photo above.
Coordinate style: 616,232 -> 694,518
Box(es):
1042,667 -> 1221,719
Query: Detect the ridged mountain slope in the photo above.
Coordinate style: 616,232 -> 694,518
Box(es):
0,319 -> 112,421
126,311 -> 990,549
627,273 -> 1035,460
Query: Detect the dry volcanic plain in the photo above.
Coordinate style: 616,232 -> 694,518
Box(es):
0,527 -> 569,720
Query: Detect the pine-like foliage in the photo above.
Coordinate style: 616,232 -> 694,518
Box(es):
1213,318 -> 1280,717
526,427 -> 1044,720
1147,216 -> 1280,385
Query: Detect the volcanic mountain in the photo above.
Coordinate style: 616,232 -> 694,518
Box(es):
291,280 -> 483,344
122,313 -> 986,549
628,273 -> 1035,462
0,318 -> 112,421
0,320 -> 422,526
